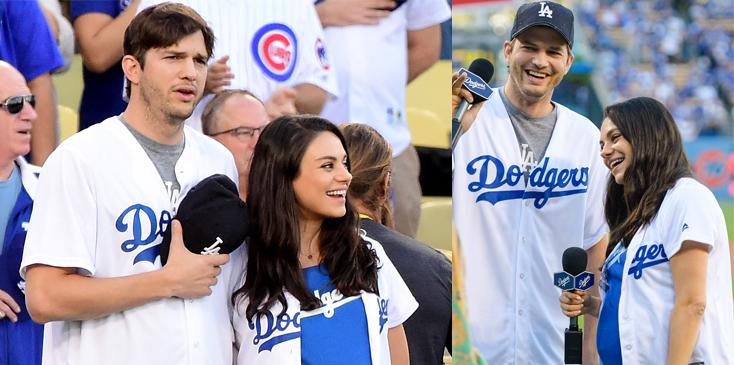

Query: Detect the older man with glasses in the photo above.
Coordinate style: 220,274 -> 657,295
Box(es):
202,89 -> 269,200
0,60 -> 43,365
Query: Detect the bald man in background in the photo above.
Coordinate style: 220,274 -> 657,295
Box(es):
202,89 -> 269,200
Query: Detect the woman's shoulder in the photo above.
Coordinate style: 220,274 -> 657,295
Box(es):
665,177 -> 716,204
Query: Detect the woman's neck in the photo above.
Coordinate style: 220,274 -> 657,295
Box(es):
298,218 -> 322,267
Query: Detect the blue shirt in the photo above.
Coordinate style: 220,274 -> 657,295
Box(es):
0,0 -> 64,80
70,0 -> 130,130
0,164 -> 21,252
597,245 -> 627,365
301,264 -> 372,365
0,160 -> 42,365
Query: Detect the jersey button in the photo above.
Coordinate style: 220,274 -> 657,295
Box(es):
624,344 -> 632,350
518,310 -> 524,316
519,273 -> 525,279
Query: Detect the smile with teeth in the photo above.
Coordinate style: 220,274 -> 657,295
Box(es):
610,158 -> 624,169
326,189 -> 346,198
526,70 -> 548,79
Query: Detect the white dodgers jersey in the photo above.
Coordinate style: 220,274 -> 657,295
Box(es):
452,89 -> 608,364
610,178 -> 734,364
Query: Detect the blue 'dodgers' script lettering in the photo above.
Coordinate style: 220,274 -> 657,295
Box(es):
249,311 -> 302,353
627,243 -> 668,279
466,155 -> 589,208
116,204 -> 172,264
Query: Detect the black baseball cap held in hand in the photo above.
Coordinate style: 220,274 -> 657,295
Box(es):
511,1 -> 574,49
160,174 -> 248,265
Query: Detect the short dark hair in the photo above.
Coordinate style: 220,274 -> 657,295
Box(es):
201,89 -> 263,135
123,2 -> 215,99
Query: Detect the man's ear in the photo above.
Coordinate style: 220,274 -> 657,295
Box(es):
121,55 -> 142,87
563,50 -> 575,76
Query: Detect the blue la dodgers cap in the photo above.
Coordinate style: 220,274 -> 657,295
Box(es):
510,1 -> 575,49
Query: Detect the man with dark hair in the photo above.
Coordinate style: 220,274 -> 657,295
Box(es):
20,4 -> 243,364
453,1 -> 609,364
202,89 -> 269,201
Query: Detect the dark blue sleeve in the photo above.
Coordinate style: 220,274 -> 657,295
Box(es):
70,0 -> 121,21
6,1 -> 64,80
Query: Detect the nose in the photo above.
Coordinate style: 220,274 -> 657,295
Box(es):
20,99 -> 38,121
600,142 -> 612,158
531,51 -> 549,68
337,164 -> 352,184
180,57 -> 197,80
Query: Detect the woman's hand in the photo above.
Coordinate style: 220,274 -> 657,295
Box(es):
559,290 -> 600,318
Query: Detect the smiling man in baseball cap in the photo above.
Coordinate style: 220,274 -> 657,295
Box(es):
452,1 -> 609,364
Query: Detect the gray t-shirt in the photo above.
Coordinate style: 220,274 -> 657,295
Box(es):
120,117 -> 184,206
499,88 -> 557,180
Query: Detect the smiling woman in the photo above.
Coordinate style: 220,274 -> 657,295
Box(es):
560,97 -> 734,365
232,115 -> 417,365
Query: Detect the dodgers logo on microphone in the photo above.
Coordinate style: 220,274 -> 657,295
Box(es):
458,67 -> 492,101
554,271 -> 595,291
252,23 -> 297,82
554,272 -> 575,291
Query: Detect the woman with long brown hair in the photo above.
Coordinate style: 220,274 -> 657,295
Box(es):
231,115 -> 416,365
559,97 -> 733,364
342,123 -> 452,365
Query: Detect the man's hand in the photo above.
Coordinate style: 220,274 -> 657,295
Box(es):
316,0 -> 396,27
452,72 -> 485,133
161,220 -> 229,299
204,56 -> 235,95
265,87 -> 298,120
0,289 -> 21,322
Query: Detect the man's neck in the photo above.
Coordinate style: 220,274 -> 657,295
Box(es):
503,84 -> 555,117
122,99 -> 184,145
238,174 -> 248,201
0,158 -> 15,181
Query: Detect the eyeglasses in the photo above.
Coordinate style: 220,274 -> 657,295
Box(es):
208,126 -> 264,139
0,95 -> 35,114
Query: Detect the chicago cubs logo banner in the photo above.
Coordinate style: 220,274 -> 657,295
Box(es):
252,23 -> 297,82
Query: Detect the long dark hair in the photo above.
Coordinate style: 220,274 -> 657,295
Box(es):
604,97 -> 692,257
341,123 -> 394,227
233,115 -> 379,321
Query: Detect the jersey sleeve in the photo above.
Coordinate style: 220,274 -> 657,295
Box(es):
405,0 -> 451,31
659,180 -> 719,257
583,138 -> 609,249
7,1 -> 65,80
290,0 -> 339,97
371,240 -> 418,328
20,146 -> 98,278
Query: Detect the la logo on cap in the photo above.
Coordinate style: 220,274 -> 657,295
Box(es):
538,2 -> 553,18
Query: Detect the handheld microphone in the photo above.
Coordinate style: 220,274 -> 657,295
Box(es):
554,247 -> 595,364
451,59 -> 494,147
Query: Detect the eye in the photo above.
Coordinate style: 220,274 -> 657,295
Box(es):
195,57 -> 208,65
611,133 -> 621,142
321,162 -> 334,170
